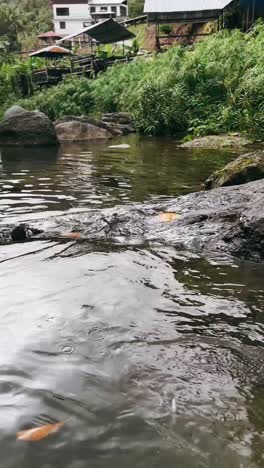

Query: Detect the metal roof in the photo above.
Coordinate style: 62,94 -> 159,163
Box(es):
57,18 -> 135,44
29,45 -> 73,58
144,0 -> 233,13
89,0 -> 126,4
37,31 -> 64,39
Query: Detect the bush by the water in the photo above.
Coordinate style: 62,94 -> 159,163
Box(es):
2,22 -> 264,138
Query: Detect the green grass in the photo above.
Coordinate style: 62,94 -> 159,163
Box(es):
128,24 -> 147,49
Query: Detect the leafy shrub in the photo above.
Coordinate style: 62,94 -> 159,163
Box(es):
160,24 -> 173,36
2,22 -> 264,139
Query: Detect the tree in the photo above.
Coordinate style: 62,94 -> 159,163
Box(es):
0,4 -> 22,54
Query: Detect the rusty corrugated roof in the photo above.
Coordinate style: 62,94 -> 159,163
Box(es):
30,45 -> 73,58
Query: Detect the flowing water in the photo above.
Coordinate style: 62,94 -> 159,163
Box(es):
0,135 -> 264,468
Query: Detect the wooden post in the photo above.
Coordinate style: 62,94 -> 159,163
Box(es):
155,20 -> 160,52
45,57 -> 48,83
246,7 -> 250,30
91,54 -> 95,78
122,40 -> 125,56
252,0 -> 255,26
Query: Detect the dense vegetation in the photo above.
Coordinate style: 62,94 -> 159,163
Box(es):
1,1 -> 52,51
1,22 -> 263,140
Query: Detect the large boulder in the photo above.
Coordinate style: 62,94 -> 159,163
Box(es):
54,116 -> 118,142
204,151 -> 264,189
54,115 -> 120,134
181,134 -> 252,149
4,105 -> 26,120
0,110 -> 58,146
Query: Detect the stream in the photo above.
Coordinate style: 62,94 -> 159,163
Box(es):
0,135 -> 264,468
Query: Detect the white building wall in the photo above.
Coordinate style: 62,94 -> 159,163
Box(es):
88,4 -> 128,17
53,1 -> 128,35
53,3 -> 92,34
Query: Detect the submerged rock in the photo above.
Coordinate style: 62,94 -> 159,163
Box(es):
0,110 -> 58,146
3,179 -> 264,262
181,134 -> 252,149
204,151 -> 264,189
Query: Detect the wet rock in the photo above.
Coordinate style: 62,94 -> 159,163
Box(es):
54,116 -> 119,142
204,151 -> 264,189
4,106 -> 26,120
102,112 -> 132,125
102,112 -> 135,134
10,224 -> 43,242
0,110 -> 58,146
181,134 -> 252,149
4,179 -> 264,262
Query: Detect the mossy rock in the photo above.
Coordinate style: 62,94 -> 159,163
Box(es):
204,151 -> 264,189
181,134 -> 252,149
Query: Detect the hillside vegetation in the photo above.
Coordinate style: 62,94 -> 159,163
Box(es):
2,22 -> 263,140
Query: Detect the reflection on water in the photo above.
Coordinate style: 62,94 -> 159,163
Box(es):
0,135 -> 235,222
0,137 -> 264,468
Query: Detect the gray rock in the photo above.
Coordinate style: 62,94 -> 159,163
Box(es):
55,118 -> 114,142
0,111 -> 58,146
54,116 -> 121,137
5,178 -> 264,262
102,112 -> 132,125
204,151 -> 264,189
4,106 -> 27,120
181,134 -> 252,149
106,123 -> 135,135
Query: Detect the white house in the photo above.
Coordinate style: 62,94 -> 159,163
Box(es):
88,0 -> 128,22
52,0 -> 128,35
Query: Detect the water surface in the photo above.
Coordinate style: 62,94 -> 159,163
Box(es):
0,136 -> 264,468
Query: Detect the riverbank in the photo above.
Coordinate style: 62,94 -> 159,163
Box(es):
1,23 -> 264,140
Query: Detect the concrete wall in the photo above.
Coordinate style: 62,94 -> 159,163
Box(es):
53,1 -> 128,34
53,3 -> 92,34
89,4 -> 128,16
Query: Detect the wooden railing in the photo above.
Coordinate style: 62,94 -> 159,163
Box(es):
119,15 -> 147,27
32,54 -> 135,86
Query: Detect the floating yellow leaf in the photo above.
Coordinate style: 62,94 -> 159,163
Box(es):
16,422 -> 64,442
61,232 -> 81,240
158,212 -> 180,222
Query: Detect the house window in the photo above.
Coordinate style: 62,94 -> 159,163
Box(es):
111,6 -> 117,12
120,5 -> 126,15
100,6 -> 107,11
90,6 -> 96,13
59,21 -> 66,29
56,8 -> 69,16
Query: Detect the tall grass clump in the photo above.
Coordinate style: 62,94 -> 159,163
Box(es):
2,21 -> 264,138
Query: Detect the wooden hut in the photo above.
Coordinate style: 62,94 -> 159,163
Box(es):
37,31 -> 64,45
30,45 -> 73,86
144,0 -> 235,45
